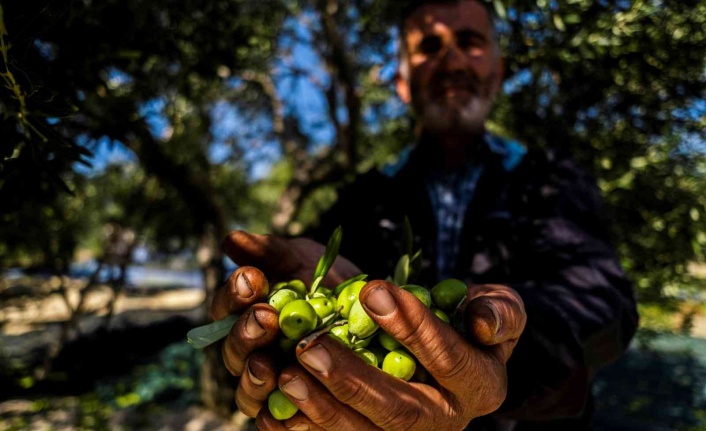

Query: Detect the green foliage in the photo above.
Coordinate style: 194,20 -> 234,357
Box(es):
593,334 -> 706,430
0,2 -> 88,188
0,0 -> 288,265
0,170 -> 94,270
0,342 -> 202,431
489,0 -> 706,308
288,0 -> 706,311
2,0 -> 705,321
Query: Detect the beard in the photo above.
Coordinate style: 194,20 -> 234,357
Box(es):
412,72 -> 497,136
419,94 -> 493,135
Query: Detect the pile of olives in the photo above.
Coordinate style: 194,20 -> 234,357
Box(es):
187,226 -> 469,421
264,275 -> 468,420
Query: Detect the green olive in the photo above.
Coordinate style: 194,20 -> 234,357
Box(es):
382,349 -> 417,381
268,389 -> 299,420
269,289 -> 299,312
369,346 -> 388,368
401,284 -> 432,308
348,299 -> 379,339
312,286 -> 333,298
431,279 -> 468,311
307,296 -> 336,321
271,281 -> 289,292
354,348 -> 378,367
377,331 -> 402,351
329,324 -> 351,347
352,335 -> 371,349
336,280 -> 366,319
286,279 -> 308,298
279,299 -> 318,340
432,307 -> 450,324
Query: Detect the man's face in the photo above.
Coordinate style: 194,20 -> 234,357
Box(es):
397,0 -> 503,136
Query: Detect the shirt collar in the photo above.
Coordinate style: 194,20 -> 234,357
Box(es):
382,132 -> 527,178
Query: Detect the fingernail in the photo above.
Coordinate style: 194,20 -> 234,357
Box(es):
245,311 -> 266,338
246,362 -> 265,386
281,376 -> 309,401
365,287 -> 397,316
469,300 -> 502,341
288,424 -> 310,431
484,302 -> 502,336
299,345 -> 333,374
236,272 -> 254,298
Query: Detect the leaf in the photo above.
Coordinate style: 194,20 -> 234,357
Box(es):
553,14 -> 566,32
409,249 -> 423,282
333,273 -> 368,296
493,0 -> 507,20
313,226 -> 343,281
309,275 -> 324,294
186,314 -> 238,349
393,254 -> 410,286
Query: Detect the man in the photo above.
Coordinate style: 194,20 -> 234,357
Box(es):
211,1 -> 639,429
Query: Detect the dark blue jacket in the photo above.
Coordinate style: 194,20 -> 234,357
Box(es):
309,142 -> 639,430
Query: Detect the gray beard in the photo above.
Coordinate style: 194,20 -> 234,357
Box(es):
419,95 -> 493,135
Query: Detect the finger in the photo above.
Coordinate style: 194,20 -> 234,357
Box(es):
212,266 -> 269,321
294,333 -> 444,430
236,351 -> 278,418
223,230 -> 301,276
358,280 -> 506,413
223,303 -> 280,376
283,412 -> 327,431
461,284 -> 526,363
278,363 -> 381,431
256,409 -> 326,431
223,230 -> 363,290
256,409 -> 287,431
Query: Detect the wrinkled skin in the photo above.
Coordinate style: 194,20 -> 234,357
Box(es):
211,231 -> 526,430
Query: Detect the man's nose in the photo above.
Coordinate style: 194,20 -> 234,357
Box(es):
438,44 -> 470,73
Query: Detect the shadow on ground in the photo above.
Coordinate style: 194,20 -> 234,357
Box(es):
1,331 -> 706,430
593,334 -> 706,431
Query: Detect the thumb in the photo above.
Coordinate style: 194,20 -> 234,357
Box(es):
461,284 -> 526,363
358,281 -> 473,394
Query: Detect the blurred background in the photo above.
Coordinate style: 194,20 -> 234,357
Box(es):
1,0 -> 705,430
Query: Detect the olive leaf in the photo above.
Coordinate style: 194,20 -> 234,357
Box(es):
311,226 -> 343,293
393,254 -> 410,286
186,314 -> 239,349
309,275 -> 324,295
409,248 -> 423,282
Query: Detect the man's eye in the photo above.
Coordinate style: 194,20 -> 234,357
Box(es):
419,37 -> 442,54
457,32 -> 484,50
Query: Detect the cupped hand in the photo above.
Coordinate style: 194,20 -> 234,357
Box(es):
209,265 -> 280,417
211,230 -> 362,418
255,280 -> 526,431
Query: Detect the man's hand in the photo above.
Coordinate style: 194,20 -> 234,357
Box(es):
255,281 -> 526,431
210,230 -> 362,417
222,230 -> 361,286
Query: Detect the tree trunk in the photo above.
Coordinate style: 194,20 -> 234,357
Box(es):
113,120 -> 235,417
197,224 -> 236,417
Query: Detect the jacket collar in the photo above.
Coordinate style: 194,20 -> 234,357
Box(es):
382,132 -> 527,179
